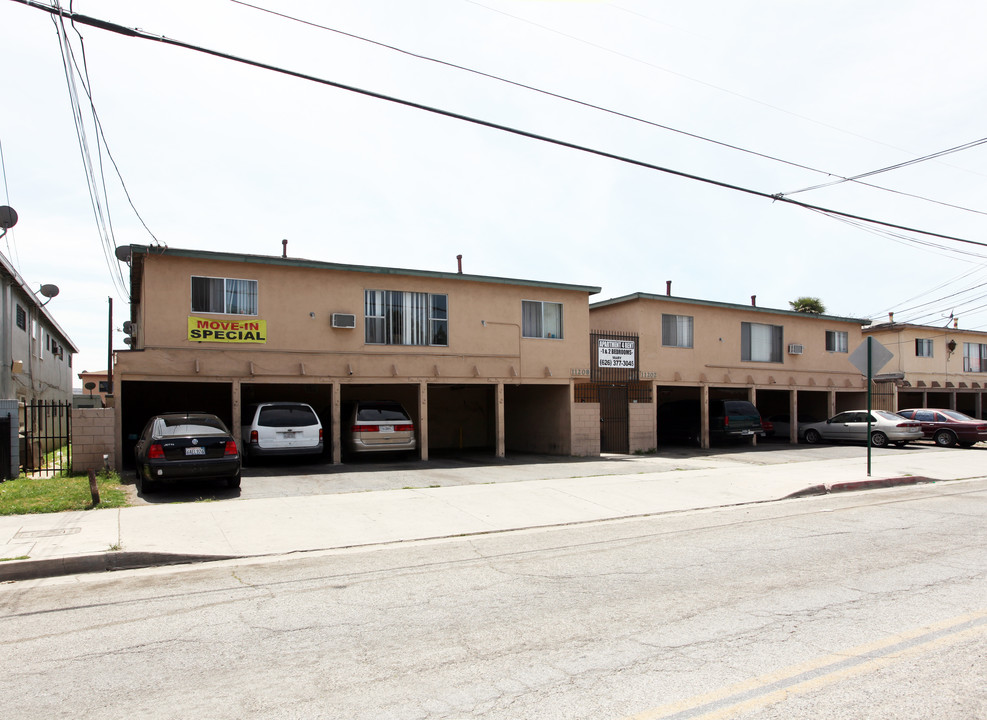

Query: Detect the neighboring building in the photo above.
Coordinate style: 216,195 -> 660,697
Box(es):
864,320 -> 987,418
112,245 -> 601,469
76,369 -> 109,407
0,251 -> 77,477
588,291 -> 872,449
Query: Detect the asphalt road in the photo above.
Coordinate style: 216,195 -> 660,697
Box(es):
2,477 -> 984,719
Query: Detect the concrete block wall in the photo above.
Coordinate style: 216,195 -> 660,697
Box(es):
71,408 -> 117,474
571,403 -> 600,456
628,402 -> 657,454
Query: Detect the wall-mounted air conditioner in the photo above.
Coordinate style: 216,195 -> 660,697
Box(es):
331,313 -> 356,329
787,343 -> 804,355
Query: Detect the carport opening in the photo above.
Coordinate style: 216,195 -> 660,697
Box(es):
240,383 -> 334,462
428,384 -> 496,457
340,384 -> 422,462
121,380 -> 233,469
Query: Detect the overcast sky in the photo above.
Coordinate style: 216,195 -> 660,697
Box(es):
3,0 -> 987,380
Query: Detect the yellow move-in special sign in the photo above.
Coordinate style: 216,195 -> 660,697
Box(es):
188,316 -> 267,343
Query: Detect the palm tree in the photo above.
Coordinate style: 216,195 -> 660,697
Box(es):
789,296 -> 826,314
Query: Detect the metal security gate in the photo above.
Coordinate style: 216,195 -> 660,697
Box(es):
599,385 -> 629,454
871,381 -> 897,412
21,400 -> 72,476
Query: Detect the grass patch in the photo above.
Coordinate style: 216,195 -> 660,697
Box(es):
0,469 -> 129,515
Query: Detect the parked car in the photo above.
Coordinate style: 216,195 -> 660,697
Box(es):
344,400 -> 417,455
765,413 -> 820,440
895,408 -> 987,447
134,412 -> 241,494
242,402 -> 324,460
801,410 -> 922,447
657,399 -> 765,445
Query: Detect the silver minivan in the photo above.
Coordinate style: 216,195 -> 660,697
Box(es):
242,402 -> 323,460
344,400 -> 416,455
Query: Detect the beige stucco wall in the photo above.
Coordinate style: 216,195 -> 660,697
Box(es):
591,296 -> 867,390
865,324 -> 987,389
120,252 -> 593,383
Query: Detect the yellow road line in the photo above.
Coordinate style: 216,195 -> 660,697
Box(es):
624,608 -> 987,720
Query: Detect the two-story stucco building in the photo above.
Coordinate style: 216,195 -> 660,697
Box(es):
587,289 -> 872,449
112,244 -> 601,469
864,319 -> 987,418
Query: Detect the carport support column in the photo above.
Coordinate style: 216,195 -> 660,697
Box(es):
496,382 -> 505,458
700,385 -> 710,449
748,387 -> 758,446
332,380 -> 341,464
418,381 -> 429,462
232,380 -> 242,450
789,390 -> 798,444
828,390 -> 837,418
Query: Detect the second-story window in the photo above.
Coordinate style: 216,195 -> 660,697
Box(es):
741,322 -> 783,363
915,338 -> 933,357
365,290 -> 448,346
522,300 -> 563,339
963,342 -> 987,372
825,330 -> 848,353
191,276 -> 258,315
662,314 -> 693,348
15,304 -> 25,331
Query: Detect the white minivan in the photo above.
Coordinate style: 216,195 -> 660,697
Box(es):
242,402 -> 324,460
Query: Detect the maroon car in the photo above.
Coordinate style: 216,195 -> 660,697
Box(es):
896,408 -> 987,448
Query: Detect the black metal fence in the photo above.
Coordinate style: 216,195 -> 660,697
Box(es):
20,400 -> 72,476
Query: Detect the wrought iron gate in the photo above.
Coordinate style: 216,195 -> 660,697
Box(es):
599,385 -> 629,454
21,400 -> 72,476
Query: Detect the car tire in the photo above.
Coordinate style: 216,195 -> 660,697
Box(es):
871,431 -> 889,448
136,467 -> 157,495
227,474 -> 241,489
803,429 -> 821,444
933,430 -> 956,448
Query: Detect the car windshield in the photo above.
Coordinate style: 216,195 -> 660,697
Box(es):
258,405 -> 319,427
357,403 -> 410,422
941,410 -> 976,422
158,418 -> 228,435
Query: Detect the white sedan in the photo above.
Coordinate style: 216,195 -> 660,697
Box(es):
801,410 -> 923,448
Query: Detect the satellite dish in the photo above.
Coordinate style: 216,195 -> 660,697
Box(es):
123,320 -> 134,334
40,284 -> 60,299
115,246 -> 132,262
123,337 -> 134,346
0,206 -> 17,230
84,381 -> 96,396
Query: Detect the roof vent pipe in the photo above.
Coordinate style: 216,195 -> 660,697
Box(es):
954,318 -> 959,328
282,239 -> 288,258
889,312 -> 894,323
666,280 -> 672,296
457,254 -> 463,274
751,295 -> 756,307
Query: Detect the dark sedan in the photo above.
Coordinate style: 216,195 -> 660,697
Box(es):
896,408 -> 987,448
134,413 -> 241,494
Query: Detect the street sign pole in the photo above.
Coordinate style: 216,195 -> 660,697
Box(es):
867,336 -> 873,476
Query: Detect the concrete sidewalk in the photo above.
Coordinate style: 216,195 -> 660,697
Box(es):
2,447 -> 984,582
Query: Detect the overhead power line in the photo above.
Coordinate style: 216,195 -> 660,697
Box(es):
231,0 -> 987,219
9,0 -> 987,252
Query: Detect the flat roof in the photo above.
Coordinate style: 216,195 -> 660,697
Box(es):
125,245 -> 602,295
591,292 -> 871,325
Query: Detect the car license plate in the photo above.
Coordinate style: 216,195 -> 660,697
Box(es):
280,431 -> 297,438
379,425 -> 394,433
741,429 -> 754,435
185,447 -> 206,456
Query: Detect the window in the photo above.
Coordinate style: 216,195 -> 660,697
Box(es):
741,322 -> 783,362
98,381 -> 109,393
825,330 -> 848,353
365,290 -> 448,346
15,304 -> 25,331
191,276 -> 258,315
662,314 -> 694,348
522,300 -> 563,339
963,342 -> 987,372
915,338 -> 933,357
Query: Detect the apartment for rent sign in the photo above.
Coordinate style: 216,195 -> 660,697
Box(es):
188,317 -> 267,343
598,339 -> 635,368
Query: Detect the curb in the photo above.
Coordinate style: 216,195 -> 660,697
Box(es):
785,476 -> 932,499
0,551 -> 233,583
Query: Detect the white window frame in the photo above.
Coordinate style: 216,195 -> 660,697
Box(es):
522,300 -> 564,339
364,290 -> 448,346
825,330 -> 848,353
661,314 -> 694,348
963,342 -> 987,372
741,322 -> 783,363
190,276 -> 258,316
915,338 -> 933,357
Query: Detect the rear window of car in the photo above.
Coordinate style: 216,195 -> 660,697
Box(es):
258,405 -> 319,427
356,403 -> 411,423
941,410 -> 976,422
723,401 -> 758,417
160,415 -> 227,431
